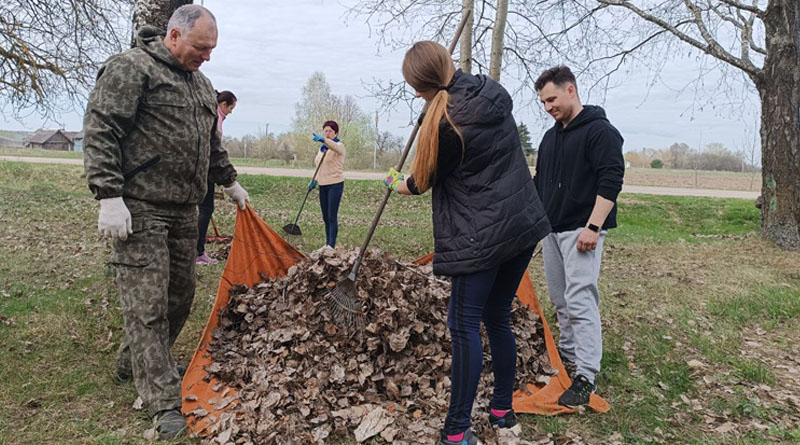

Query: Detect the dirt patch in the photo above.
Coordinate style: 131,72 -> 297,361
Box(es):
741,324 -> 800,413
623,168 -> 759,192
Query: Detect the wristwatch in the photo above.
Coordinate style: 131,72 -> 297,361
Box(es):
586,223 -> 600,233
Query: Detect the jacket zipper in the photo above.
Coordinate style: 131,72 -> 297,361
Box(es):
123,155 -> 161,180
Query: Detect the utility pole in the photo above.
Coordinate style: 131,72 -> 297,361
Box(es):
695,131 -> 702,187
374,111 -> 378,170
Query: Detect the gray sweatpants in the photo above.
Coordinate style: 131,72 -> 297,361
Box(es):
542,227 -> 605,383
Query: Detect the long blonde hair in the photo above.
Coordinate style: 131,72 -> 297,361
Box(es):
402,41 -> 463,193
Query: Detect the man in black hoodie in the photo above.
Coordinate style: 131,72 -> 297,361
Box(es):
533,66 -> 624,408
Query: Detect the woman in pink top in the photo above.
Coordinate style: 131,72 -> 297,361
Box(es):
309,120 -> 346,247
197,90 -> 237,264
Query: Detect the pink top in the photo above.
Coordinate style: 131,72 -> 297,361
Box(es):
217,106 -> 227,134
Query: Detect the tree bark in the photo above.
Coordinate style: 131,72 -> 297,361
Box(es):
459,0 -> 473,74
757,0 -> 800,248
489,0 -> 508,81
132,0 -> 193,43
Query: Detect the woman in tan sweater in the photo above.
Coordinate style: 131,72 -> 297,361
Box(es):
310,120 -> 345,247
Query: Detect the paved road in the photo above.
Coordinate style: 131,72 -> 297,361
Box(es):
1,155 -> 760,200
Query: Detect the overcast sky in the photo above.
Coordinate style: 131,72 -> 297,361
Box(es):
1,0 -> 762,157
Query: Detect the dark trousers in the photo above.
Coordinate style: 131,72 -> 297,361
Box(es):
319,181 -> 343,247
443,245 -> 536,435
196,181 -> 215,255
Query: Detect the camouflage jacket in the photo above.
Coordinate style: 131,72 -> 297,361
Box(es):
83,26 -> 236,206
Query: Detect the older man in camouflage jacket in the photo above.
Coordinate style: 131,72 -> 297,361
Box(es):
83,5 -> 248,439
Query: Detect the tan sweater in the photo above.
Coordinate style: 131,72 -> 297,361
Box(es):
314,140 -> 345,185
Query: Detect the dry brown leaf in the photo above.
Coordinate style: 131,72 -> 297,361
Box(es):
203,248 -> 550,444
353,406 -> 393,442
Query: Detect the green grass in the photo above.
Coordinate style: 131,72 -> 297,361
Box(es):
0,161 -> 798,444
615,195 -> 760,243
213,156 -> 382,172
0,146 -> 84,159
227,156 -> 308,168
708,286 -> 800,326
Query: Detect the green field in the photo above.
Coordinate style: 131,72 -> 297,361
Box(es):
0,161 -> 797,444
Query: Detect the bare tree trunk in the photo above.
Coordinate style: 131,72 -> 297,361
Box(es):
489,0 -> 508,81
757,0 -> 800,248
459,0 -> 473,74
132,0 -> 193,43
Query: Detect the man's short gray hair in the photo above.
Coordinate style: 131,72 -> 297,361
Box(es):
167,4 -> 217,35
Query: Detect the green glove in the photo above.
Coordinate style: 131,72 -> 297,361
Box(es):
383,167 -> 404,192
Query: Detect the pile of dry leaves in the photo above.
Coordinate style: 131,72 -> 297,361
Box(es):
202,247 -> 553,444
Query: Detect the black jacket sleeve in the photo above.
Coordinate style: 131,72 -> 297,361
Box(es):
406,122 -> 463,195
588,125 -> 625,202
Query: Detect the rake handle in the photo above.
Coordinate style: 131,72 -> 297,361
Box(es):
211,215 -> 221,237
291,149 -> 329,226
348,9 -> 472,281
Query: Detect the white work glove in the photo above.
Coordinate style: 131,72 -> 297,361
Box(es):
223,181 -> 250,210
98,197 -> 132,241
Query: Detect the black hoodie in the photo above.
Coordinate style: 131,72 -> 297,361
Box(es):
533,105 -> 624,233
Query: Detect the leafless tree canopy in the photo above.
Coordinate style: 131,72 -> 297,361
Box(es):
0,0 -> 132,119
350,1 -> 800,248
349,0 -> 765,112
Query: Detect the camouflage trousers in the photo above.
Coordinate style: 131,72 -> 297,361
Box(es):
112,199 -> 197,416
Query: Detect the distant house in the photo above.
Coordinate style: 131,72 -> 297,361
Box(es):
23,129 -> 82,151
63,131 -> 84,152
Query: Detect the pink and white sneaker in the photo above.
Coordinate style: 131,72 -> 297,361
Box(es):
196,253 -> 218,265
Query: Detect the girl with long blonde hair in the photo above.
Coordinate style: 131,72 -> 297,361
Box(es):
383,41 -> 551,444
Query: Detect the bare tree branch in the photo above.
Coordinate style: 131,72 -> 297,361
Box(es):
717,0 -> 765,17
597,0 -> 761,77
739,4 -> 757,66
0,0 -> 131,120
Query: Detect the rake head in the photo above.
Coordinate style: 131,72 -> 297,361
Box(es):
327,278 -> 367,330
282,223 -> 302,236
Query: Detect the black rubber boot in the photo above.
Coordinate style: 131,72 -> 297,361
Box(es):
154,409 -> 187,440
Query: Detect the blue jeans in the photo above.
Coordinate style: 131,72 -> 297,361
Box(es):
319,181 -> 343,247
196,180 -> 214,255
443,246 -> 535,435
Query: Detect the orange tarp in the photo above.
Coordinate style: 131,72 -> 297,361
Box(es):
181,207 -> 607,435
511,269 -> 610,415
181,206 -> 304,433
